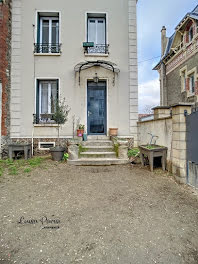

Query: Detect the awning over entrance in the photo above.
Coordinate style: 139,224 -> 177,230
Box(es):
74,60 -> 120,85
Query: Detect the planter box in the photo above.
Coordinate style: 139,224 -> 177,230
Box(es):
139,145 -> 167,172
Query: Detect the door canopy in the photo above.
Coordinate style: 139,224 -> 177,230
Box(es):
74,60 -> 120,85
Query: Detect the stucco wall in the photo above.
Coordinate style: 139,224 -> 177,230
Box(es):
166,52 -> 198,105
138,117 -> 173,163
11,0 -> 138,139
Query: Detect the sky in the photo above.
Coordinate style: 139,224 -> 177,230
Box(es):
137,0 -> 198,113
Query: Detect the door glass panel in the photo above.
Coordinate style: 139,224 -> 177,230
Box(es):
41,83 -> 48,114
88,19 -> 96,43
87,82 -> 106,134
52,20 -> 59,44
97,19 -> 105,44
42,20 -> 49,44
51,81 -> 57,113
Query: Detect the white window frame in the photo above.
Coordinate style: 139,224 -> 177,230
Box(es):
35,11 -> 61,55
87,17 -> 106,45
40,17 -> 59,45
189,74 -> 195,94
38,142 -> 56,150
39,80 -> 58,116
85,12 -> 108,55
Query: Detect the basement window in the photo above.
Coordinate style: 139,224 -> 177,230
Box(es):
38,142 -> 55,150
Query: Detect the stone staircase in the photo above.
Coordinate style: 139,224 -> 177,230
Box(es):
67,139 -> 129,166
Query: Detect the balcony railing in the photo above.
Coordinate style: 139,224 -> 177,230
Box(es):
84,44 -> 109,54
34,43 -> 61,54
33,114 -> 56,125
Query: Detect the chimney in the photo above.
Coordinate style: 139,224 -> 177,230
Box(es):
161,26 -> 167,56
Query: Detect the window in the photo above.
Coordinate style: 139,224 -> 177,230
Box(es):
189,74 -> 195,94
38,142 -> 55,150
181,71 -> 186,92
35,12 -> 60,54
36,80 -> 59,123
189,26 -> 194,42
86,13 -> 108,54
180,66 -> 187,92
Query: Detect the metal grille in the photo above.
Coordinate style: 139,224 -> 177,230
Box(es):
85,44 -> 109,54
34,43 -> 61,54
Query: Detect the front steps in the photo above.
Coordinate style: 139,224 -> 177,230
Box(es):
68,139 -> 129,166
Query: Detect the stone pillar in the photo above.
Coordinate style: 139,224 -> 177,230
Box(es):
118,140 -> 128,160
172,104 -> 192,184
153,106 -> 171,119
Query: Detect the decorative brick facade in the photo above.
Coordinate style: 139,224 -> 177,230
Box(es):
0,0 -> 12,156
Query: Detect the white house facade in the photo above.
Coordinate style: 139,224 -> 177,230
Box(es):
10,0 -> 138,150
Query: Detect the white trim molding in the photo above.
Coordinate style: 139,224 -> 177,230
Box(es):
128,0 -> 138,145
11,0 -> 22,137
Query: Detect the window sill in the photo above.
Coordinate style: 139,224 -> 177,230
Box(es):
84,53 -> 109,57
34,53 -> 61,56
34,124 -> 59,127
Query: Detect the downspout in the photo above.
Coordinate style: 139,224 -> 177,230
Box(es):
32,24 -> 36,156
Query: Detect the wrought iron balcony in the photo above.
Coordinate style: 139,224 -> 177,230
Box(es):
34,43 -> 61,54
33,114 -> 56,125
84,44 -> 109,54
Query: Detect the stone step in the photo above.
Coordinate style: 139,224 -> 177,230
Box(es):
87,135 -> 110,140
82,140 -> 113,147
68,158 -> 129,166
85,146 -> 114,152
80,152 -> 116,159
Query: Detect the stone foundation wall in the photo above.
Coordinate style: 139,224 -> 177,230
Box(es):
2,138 -> 72,158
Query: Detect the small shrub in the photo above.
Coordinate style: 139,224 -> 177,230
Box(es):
24,168 -> 31,173
63,153 -> 69,161
128,148 -> 139,158
9,166 -> 18,175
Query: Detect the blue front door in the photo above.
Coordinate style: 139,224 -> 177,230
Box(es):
87,81 -> 107,135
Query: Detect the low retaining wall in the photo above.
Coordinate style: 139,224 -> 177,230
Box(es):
138,104 -> 192,184
138,117 -> 172,170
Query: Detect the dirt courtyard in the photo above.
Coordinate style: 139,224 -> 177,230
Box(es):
0,161 -> 198,264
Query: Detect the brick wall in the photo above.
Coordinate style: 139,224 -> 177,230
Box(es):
166,52 -> 198,105
0,0 -> 11,155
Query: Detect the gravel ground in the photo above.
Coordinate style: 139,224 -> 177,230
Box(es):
0,160 -> 198,264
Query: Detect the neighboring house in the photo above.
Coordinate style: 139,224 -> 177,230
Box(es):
154,5 -> 198,106
10,0 -> 138,152
0,0 -> 11,157
138,114 -> 154,122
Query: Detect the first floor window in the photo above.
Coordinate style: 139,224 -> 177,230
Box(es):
36,80 -> 59,123
189,74 -> 195,94
35,12 -> 60,53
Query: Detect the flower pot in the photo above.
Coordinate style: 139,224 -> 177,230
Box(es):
50,146 -> 65,161
77,129 -> 84,137
109,128 -> 118,136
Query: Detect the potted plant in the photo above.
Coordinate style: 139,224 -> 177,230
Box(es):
77,124 -> 85,137
50,98 -> 70,161
109,128 -> 118,136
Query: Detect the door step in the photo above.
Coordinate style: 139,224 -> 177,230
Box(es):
80,152 -> 116,159
67,158 -> 129,166
82,140 -> 113,146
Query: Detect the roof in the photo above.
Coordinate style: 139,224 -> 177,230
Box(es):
153,5 -> 198,70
